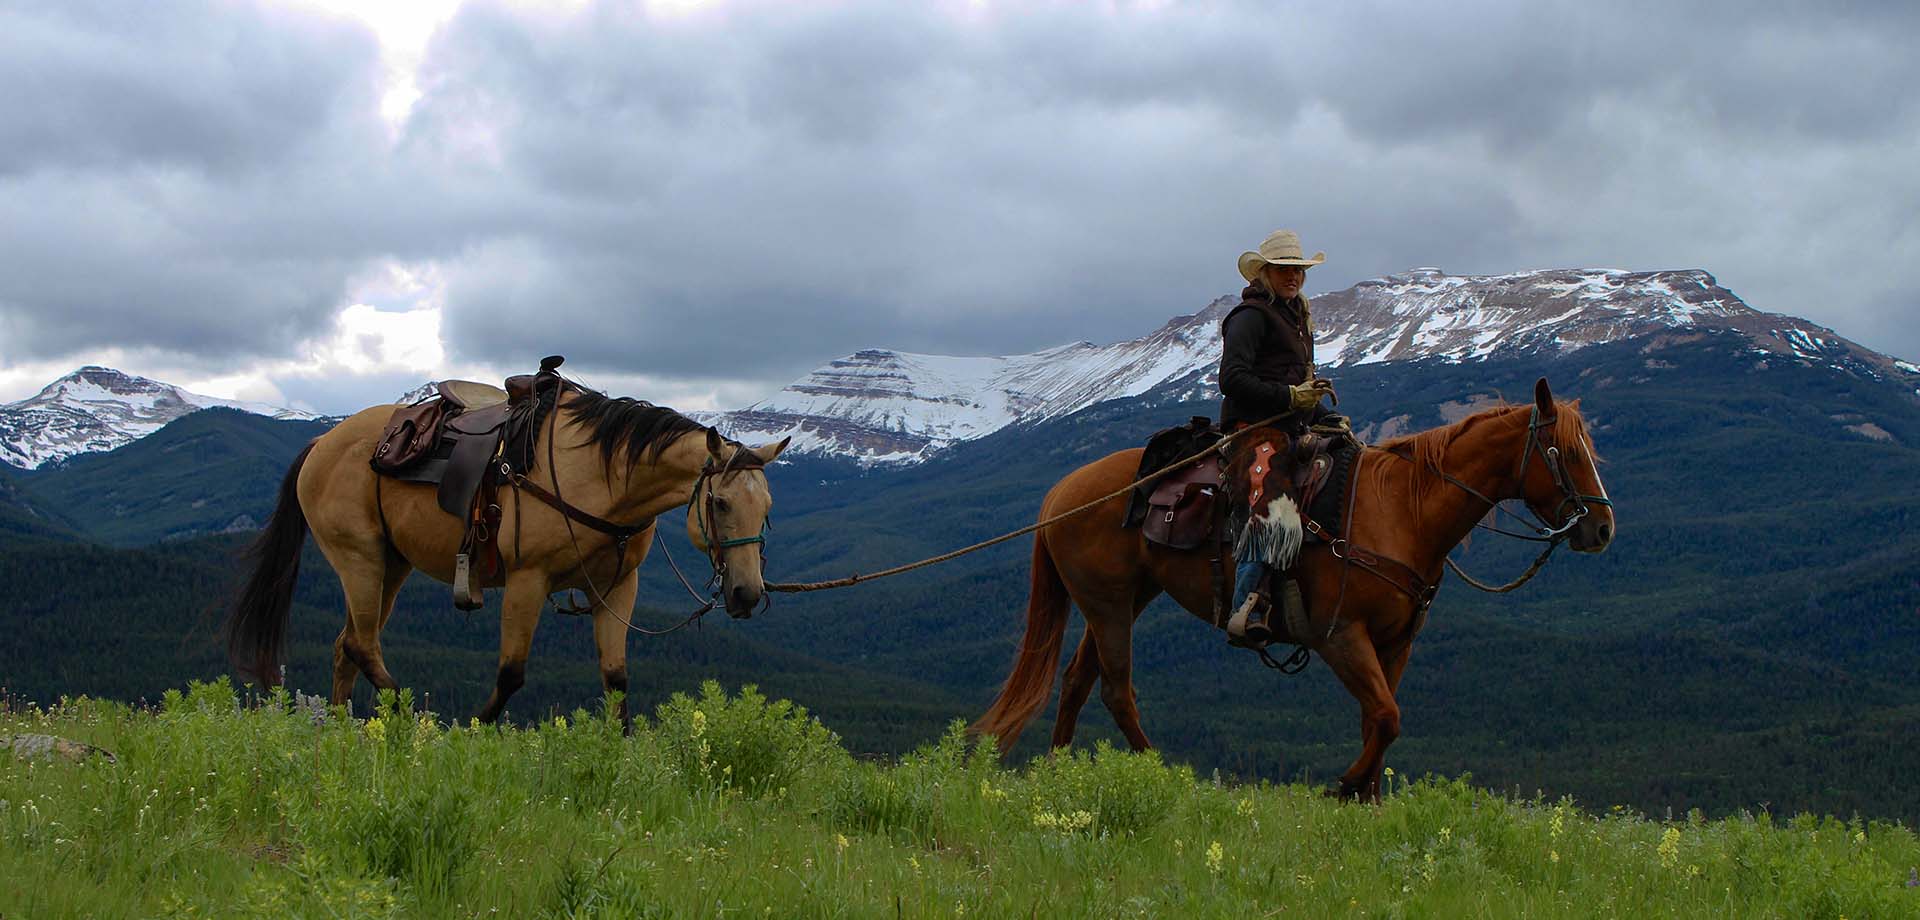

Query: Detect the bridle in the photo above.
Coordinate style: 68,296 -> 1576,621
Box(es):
1412,404 -> 1613,592
684,447 -> 773,615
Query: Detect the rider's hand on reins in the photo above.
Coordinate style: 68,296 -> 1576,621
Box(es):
1291,379 -> 1338,410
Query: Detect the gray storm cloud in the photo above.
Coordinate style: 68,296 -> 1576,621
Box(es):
2,0 -> 1915,388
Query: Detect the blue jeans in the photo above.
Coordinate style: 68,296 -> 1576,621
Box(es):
1232,560 -> 1269,612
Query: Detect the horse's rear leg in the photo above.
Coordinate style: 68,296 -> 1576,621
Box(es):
477,572 -> 549,724
1084,603 -> 1153,751
327,551 -> 406,708
1319,623 -> 1400,803
1051,630 -> 1101,749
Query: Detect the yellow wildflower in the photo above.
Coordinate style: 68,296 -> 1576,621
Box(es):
1550,849 -> 1560,863
834,833 -> 849,851
1658,827 -> 1681,869
364,717 -> 386,743
1205,841 -> 1224,875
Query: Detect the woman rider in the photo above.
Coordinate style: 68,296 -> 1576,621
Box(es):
1218,229 -> 1340,646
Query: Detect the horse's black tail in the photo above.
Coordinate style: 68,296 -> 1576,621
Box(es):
223,442 -> 315,687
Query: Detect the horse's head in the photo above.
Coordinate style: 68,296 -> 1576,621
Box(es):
1516,378 -> 1614,553
687,428 -> 790,617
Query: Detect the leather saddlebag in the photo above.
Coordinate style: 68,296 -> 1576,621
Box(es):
371,399 -> 448,474
1141,456 -> 1222,550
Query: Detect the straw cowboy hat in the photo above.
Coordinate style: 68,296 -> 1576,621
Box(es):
1238,229 -> 1326,282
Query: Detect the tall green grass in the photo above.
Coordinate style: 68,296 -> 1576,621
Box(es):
2,680 -> 1915,918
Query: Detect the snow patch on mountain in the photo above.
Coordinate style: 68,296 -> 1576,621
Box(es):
713,296 -> 1236,462
0,367 -> 318,469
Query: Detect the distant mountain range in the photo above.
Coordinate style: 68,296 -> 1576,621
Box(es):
0,366 -> 318,469
4,268 -> 1914,473
709,268 -> 1920,464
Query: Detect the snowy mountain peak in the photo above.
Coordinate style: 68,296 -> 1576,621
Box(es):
1311,268 -> 1758,367
1,367 -> 317,470
711,268 -> 1910,465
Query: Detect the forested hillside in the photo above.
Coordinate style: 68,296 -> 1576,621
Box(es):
17,408 -> 335,545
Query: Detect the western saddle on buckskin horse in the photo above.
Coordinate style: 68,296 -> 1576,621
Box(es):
370,355 -> 570,610
1123,416 -> 1358,647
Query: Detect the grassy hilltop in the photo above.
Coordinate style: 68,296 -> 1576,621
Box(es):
2,682 -> 1916,919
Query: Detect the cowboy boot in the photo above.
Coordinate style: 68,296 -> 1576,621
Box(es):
1226,590 -> 1273,648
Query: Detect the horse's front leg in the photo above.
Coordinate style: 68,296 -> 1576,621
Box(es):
590,568 -> 642,735
1318,621 -> 1400,803
477,571 -> 551,724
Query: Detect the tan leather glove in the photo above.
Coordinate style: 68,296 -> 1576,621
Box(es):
1289,379 -> 1337,411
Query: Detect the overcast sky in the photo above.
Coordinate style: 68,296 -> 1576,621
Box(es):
1,0 -> 1915,413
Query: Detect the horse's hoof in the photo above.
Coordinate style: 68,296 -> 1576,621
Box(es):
1325,782 -> 1365,802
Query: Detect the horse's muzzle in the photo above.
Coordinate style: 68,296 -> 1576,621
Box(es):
726,585 -> 761,619
1571,516 -> 1614,553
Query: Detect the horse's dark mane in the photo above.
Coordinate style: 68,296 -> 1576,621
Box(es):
561,384 -> 708,474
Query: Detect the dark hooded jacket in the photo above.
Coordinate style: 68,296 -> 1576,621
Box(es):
1218,284 -> 1327,429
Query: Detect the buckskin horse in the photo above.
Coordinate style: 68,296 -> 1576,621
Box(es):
223,383 -> 788,725
971,379 -> 1613,801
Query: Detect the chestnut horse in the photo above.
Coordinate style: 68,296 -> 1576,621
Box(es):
971,379 -> 1613,801
224,385 -> 788,724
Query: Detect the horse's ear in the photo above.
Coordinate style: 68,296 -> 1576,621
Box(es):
705,427 -> 726,461
1533,378 -> 1554,418
751,436 -> 791,466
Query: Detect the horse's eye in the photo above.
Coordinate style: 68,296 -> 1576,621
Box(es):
713,497 -> 731,513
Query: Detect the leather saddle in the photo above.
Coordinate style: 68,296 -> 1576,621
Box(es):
1126,420 -> 1345,553
1126,418 -> 1355,639
370,355 -> 569,609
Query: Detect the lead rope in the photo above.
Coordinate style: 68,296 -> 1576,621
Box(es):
763,409 -> 1300,593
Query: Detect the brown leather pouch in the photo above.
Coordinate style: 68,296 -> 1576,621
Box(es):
1142,456 -> 1222,550
371,400 -> 448,473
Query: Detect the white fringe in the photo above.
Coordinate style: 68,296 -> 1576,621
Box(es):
1234,495 -> 1304,569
